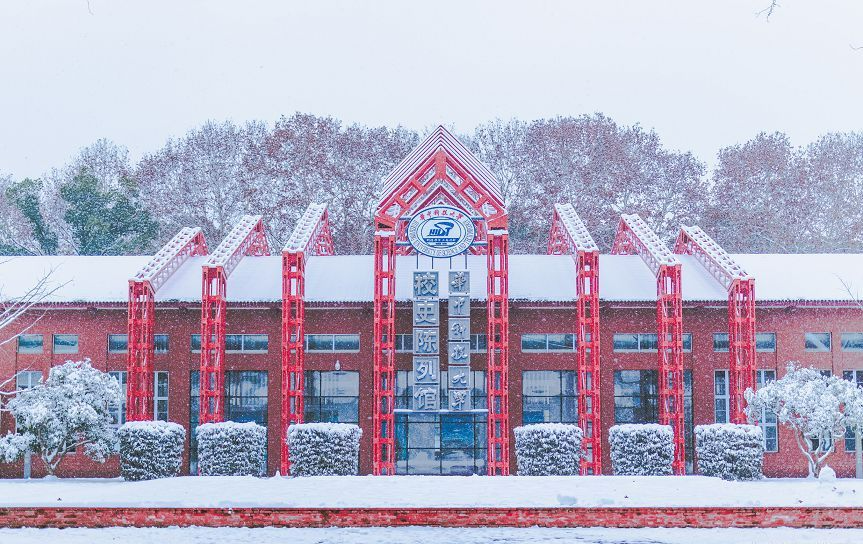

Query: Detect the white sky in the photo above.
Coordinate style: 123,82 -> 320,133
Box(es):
0,0 -> 861,178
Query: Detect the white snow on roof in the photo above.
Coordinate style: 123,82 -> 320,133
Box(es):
4,253 -> 863,304
732,254 -> 863,302
0,256 -> 150,303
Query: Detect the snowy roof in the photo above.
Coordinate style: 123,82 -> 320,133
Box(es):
4,253 -> 863,305
0,256 -> 150,303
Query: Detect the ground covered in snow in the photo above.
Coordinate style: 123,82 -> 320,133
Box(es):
0,475 -> 861,508
0,527 -> 861,544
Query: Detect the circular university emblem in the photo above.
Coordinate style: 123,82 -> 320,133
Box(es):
407,205 -> 476,258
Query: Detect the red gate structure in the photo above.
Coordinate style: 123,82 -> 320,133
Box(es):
612,214 -> 685,475
199,216 -> 269,425
675,225 -> 755,424
127,227 -> 208,422
373,126 -> 509,475
548,204 -> 602,475
280,203 -> 335,474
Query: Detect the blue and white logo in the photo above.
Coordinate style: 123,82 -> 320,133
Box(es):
407,205 -> 476,258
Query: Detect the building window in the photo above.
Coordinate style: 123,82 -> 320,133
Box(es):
614,369 -> 694,471
304,371 -> 359,424
805,332 -> 832,352
757,369 -> 778,452
521,334 -> 575,352
394,334 -> 413,352
522,371 -> 578,424
844,370 -> 863,451
470,334 -> 487,353
190,370 -> 269,473
613,333 -> 692,352
225,334 -> 269,353
17,334 -> 44,354
53,334 -> 79,354
713,333 -> 729,352
305,334 -> 360,352
714,370 -> 730,424
108,371 -> 128,427
108,334 -> 128,353
154,334 -> 169,354
16,371 -> 42,390
842,333 -> 863,352
394,369 -> 487,475
154,371 -> 169,422
756,333 -> 776,352
715,370 -> 780,446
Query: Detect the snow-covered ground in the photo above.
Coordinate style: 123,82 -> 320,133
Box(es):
0,475 -> 861,508
0,527 -> 861,544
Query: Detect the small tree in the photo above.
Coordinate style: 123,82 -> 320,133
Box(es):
745,362 -> 853,477
0,360 -> 121,476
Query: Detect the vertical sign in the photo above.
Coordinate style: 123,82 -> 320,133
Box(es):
413,271 -> 439,410
447,270 -> 471,411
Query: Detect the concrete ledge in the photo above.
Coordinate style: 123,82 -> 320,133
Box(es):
1,506 -> 862,529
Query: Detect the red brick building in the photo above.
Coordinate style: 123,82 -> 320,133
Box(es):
2,127 -> 862,478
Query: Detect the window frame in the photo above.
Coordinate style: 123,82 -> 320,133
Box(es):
52,334 -> 79,354
714,369 -> 730,424
154,371 -> 169,421
305,334 -> 361,353
108,334 -> 129,353
804,332 -> 832,353
756,332 -> 777,353
154,334 -> 169,354
520,333 -> 576,353
16,334 -> 44,354
613,332 -> 692,353
16,370 -> 42,390
756,369 -> 779,452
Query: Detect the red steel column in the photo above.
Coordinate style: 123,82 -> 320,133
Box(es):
657,264 -> 685,475
577,250 -> 602,474
281,250 -> 305,474
372,231 -> 396,475
486,230 -> 510,475
200,266 -> 227,424
126,281 -> 154,421
729,278 -> 756,424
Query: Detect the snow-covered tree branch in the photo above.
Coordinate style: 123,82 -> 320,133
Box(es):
745,362 -> 853,477
0,360 -> 121,476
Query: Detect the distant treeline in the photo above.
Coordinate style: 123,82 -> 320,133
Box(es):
2,113 -> 861,256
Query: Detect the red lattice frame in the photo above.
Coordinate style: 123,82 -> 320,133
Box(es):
280,204 -> 335,475
674,227 -> 755,424
372,231 -> 396,475
486,230 -> 510,475
613,215 -> 685,475
199,216 -> 269,426
127,228 -> 207,422
547,204 -> 602,474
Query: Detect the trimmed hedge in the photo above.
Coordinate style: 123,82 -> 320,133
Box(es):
695,423 -> 764,480
197,421 -> 266,476
287,422 -> 362,477
514,423 -> 583,475
609,423 -> 674,476
118,421 -> 185,481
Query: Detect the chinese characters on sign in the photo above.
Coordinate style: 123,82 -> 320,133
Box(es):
413,271 -> 439,411
447,270 -> 471,411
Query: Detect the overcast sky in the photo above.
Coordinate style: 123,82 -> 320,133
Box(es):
1,1 -> 861,178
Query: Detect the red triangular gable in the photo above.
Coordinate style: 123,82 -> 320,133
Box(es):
375,126 -> 507,230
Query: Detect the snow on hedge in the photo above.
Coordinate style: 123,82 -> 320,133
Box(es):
609,424 -> 674,476
695,423 -> 764,481
513,423 -> 583,475
196,421 -> 266,476
118,421 -> 185,481
287,423 -> 362,477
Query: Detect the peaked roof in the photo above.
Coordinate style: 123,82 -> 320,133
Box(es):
377,125 -> 504,207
